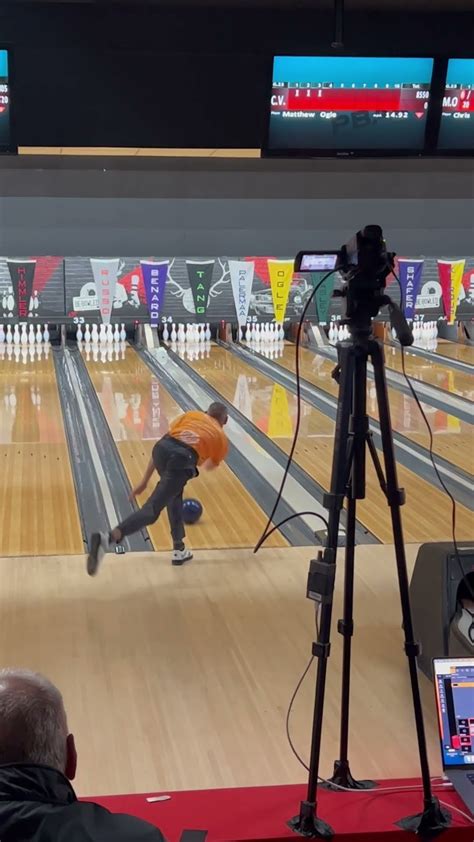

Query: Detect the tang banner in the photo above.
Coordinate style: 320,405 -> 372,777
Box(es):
229,260 -> 255,326
140,260 -> 168,327
398,259 -> 424,321
90,258 -> 120,324
437,259 -> 466,324
268,259 -> 294,323
186,260 -> 215,320
7,259 -> 37,318
310,271 -> 336,324
268,384 -> 293,438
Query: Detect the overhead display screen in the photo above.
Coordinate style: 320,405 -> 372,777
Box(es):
0,50 -> 12,152
265,56 -> 435,155
438,58 -> 474,152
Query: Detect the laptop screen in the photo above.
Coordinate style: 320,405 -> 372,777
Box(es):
434,658 -> 474,768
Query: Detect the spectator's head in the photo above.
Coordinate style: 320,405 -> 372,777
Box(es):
0,669 -> 77,780
207,402 -> 228,427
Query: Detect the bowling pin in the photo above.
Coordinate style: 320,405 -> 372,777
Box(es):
91,324 -> 99,344
2,291 -> 7,311
338,324 -> 344,341
114,324 -> 120,343
20,324 -> 28,346
6,325 -> 12,345
279,323 -> 285,341
170,323 -> 177,342
107,324 -> 114,344
162,323 -> 169,342
0,324 -> 4,343
205,323 -> 211,342
120,323 -> 127,342
43,324 -> 50,343
99,324 -> 107,344
7,287 -> 14,313
13,324 -> 20,346
33,290 -> 40,312
76,324 -> 83,342
28,324 -> 35,346
84,323 -> 91,342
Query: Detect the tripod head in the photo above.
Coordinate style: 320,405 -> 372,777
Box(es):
295,225 -> 413,347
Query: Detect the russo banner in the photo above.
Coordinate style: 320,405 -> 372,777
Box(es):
398,259 -> 424,321
310,271 -> 336,324
7,259 -> 37,319
268,259 -> 294,323
90,258 -> 120,324
229,260 -> 255,327
186,260 -> 215,320
437,259 -> 466,324
140,260 -> 168,327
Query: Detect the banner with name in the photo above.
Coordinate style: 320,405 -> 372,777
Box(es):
398,259 -> 424,321
185,260 -> 215,320
229,260 -> 255,327
310,271 -> 336,324
268,259 -> 294,323
7,259 -> 37,319
140,260 -> 168,327
90,258 -> 120,325
437,259 -> 466,324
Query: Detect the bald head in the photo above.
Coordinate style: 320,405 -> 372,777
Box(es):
0,669 -> 76,778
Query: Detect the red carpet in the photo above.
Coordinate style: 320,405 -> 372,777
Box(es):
89,779 -> 473,841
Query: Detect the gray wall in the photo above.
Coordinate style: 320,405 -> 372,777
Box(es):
0,156 -> 473,256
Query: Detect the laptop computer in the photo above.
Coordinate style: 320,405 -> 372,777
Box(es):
434,657 -> 474,814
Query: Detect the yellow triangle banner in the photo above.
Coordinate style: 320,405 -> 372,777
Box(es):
450,259 -> 466,324
268,384 -> 293,438
268,259 -> 294,323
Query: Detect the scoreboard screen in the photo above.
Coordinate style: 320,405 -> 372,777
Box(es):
265,56 -> 435,156
0,50 -> 13,153
438,58 -> 474,152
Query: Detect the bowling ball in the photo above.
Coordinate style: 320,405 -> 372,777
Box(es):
182,498 -> 203,524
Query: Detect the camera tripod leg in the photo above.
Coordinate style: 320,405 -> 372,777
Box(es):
370,340 -> 450,834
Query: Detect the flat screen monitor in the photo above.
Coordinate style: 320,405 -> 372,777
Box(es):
437,58 -> 474,153
264,56 -> 435,157
434,658 -> 474,768
0,49 -> 13,153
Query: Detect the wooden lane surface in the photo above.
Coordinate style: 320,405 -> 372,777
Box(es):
0,545 -> 445,796
82,346 -> 286,550
433,341 -> 474,365
184,345 -> 473,543
278,345 -> 473,474
0,349 -> 83,556
383,343 -> 474,400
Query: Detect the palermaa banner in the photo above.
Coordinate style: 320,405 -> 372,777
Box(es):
437,259 -> 466,324
397,259 -> 424,321
268,259 -> 294,323
140,260 -> 169,327
90,258 -> 120,325
185,260 -> 215,320
229,260 -> 255,326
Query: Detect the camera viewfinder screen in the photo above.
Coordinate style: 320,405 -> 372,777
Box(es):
438,59 -> 474,151
298,253 -> 339,272
267,56 -> 434,154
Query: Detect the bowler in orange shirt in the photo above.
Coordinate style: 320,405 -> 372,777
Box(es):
87,402 -> 228,575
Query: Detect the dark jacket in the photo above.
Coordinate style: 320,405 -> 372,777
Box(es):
0,764 -> 165,841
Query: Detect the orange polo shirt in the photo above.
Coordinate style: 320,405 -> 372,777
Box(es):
169,411 -> 228,466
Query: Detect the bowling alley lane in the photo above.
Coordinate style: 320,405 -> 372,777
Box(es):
383,344 -> 474,401
432,340 -> 474,365
182,344 -> 473,544
81,345 -> 286,550
0,347 -> 83,556
277,345 -> 473,475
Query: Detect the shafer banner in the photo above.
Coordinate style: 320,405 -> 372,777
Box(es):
140,260 -> 169,327
90,258 -> 120,325
229,260 -> 255,326
310,271 -> 336,324
185,260 -> 215,320
268,259 -> 294,324
437,259 -> 466,324
398,259 -> 424,321
7,259 -> 37,319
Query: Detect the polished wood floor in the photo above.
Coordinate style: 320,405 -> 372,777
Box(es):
186,345 -> 473,543
0,545 -> 446,798
277,344 -> 473,474
0,349 -> 83,556
83,347 -> 286,550
384,344 -> 474,400
434,340 -> 474,365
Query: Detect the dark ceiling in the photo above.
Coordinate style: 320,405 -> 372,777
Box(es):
3,0 -> 474,8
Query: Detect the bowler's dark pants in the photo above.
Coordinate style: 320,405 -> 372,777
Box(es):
116,435 -> 198,548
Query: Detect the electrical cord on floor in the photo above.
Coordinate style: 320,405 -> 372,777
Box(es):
390,269 -> 473,602
254,268 -> 339,553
